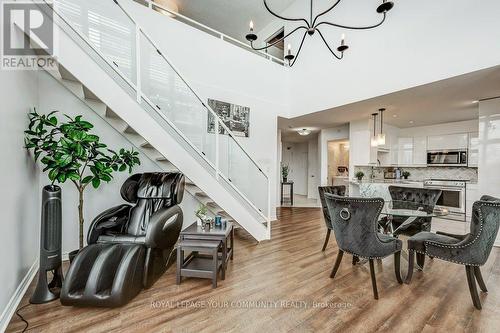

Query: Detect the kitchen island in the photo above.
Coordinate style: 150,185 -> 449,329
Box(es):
350,179 -> 423,200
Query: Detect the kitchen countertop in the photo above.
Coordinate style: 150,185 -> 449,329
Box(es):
350,179 -> 423,185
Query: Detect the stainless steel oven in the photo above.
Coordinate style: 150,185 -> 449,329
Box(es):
427,150 -> 468,167
424,179 -> 466,215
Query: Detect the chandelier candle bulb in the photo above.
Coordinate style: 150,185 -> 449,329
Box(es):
249,20 -> 254,32
288,44 -> 292,55
341,34 -> 345,46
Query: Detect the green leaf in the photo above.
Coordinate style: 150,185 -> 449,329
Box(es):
92,178 -> 100,189
119,164 -> 127,172
59,154 -> 72,167
57,173 -> 67,183
82,176 -> 93,184
100,174 -> 112,182
48,169 -> 58,181
49,117 -> 57,126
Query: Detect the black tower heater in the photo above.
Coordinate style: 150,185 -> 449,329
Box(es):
30,185 -> 64,303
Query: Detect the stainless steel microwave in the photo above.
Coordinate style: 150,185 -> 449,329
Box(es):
427,150 -> 468,167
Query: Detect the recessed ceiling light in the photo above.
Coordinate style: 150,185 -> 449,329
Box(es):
392,114 -> 397,118
298,128 -> 311,136
409,120 -> 414,124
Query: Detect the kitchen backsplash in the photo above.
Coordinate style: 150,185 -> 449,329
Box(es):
354,166 -> 478,183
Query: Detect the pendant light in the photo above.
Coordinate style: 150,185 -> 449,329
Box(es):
377,108 -> 386,146
371,113 -> 379,147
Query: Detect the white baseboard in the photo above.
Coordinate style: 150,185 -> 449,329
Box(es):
0,252 -> 70,332
0,259 -> 39,333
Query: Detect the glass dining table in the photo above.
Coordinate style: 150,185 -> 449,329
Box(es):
379,200 -> 449,236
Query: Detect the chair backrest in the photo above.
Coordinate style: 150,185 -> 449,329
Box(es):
318,186 -> 346,228
324,194 -> 392,258
464,195 -> 500,265
122,172 -> 185,236
389,186 -> 441,214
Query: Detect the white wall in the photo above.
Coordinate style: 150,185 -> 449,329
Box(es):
259,0 -> 500,117
307,139 -> 319,199
0,27 -> 41,327
478,98 -> 500,245
318,125 -> 350,185
121,0 -> 290,216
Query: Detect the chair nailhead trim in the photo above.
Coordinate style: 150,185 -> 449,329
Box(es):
412,202 -> 500,266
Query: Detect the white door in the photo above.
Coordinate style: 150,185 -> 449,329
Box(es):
292,152 -> 308,195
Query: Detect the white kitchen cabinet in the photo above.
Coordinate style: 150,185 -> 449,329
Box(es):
351,130 -> 377,166
466,183 -> 480,219
397,137 -> 413,166
413,136 -> 427,166
468,132 -> 479,167
427,133 -> 468,150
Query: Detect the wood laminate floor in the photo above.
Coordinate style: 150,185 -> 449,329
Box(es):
7,207 -> 500,332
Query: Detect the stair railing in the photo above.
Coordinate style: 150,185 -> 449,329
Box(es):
42,0 -> 271,238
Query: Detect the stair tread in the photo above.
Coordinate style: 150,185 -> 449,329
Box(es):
58,65 -> 79,82
82,86 -> 100,101
105,107 -> 120,119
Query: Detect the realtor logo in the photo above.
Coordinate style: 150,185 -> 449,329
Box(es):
1,1 -> 57,70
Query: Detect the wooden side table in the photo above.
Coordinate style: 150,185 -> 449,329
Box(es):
179,222 -> 234,280
281,181 -> 294,206
176,240 -> 222,288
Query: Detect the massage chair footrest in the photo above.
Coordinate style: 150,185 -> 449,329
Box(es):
60,243 -> 146,307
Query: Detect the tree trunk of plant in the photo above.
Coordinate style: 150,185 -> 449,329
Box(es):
78,188 -> 84,249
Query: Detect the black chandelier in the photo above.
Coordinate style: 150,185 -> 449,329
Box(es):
246,0 -> 394,67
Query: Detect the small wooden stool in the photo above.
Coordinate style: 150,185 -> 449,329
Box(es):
176,240 -> 222,288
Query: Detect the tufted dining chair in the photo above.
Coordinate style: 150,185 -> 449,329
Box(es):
324,194 -> 403,299
318,186 -> 346,251
387,186 -> 442,237
406,195 -> 500,310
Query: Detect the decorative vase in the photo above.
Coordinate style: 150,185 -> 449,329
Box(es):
283,177 -> 288,183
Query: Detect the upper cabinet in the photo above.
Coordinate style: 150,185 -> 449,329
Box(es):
413,136 -> 428,166
350,129 -> 377,166
397,137 -> 413,166
427,133 -> 469,150
468,132 -> 479,167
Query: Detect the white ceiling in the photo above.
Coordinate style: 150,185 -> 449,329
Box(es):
280,65 -> 500,142
175,0 -> 296,42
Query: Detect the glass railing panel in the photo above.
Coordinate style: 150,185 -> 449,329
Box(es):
51,0 -> 269,221
139,32 -> 215,165
53,0 -> 137,85
225,134 -> 269,217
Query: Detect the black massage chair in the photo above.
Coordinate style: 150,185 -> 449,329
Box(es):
61,172 -> 185,307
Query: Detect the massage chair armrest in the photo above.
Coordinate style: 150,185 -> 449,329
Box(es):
87,204 -> 132,244
145,205 -> 183,249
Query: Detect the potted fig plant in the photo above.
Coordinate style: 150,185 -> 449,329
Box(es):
25,110 -> 141,262
281,163 -> 290,182
355,171 -> 365,182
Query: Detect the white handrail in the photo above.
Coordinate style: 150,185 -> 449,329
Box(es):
134,0 -> 286,66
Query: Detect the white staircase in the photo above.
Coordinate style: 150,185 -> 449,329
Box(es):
46,64 -> 234,222
23,0 -> 271,241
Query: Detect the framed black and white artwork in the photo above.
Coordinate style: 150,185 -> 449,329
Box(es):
207,99 -> 250,137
